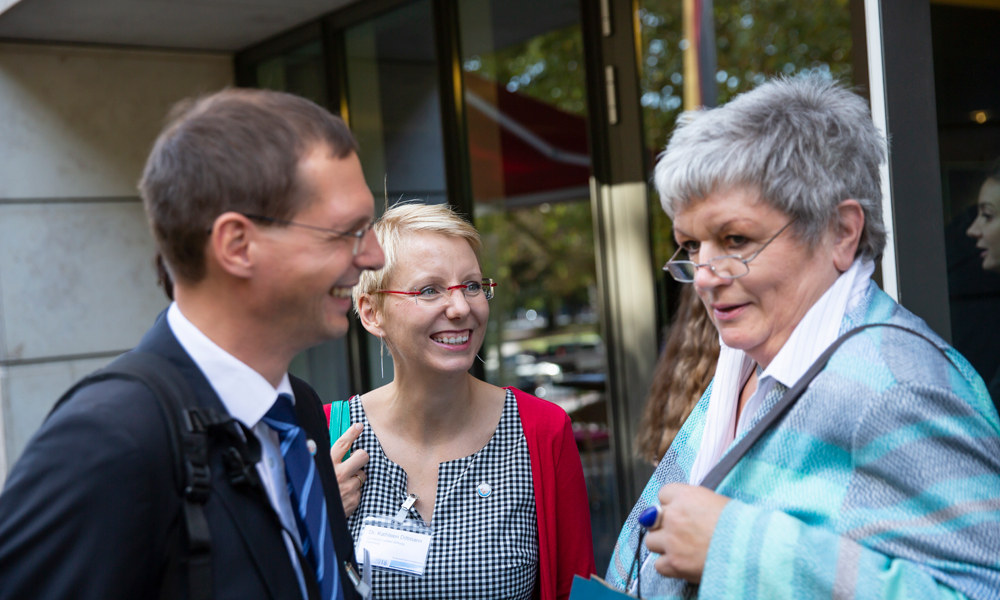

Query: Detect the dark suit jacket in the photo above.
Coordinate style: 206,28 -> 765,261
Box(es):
0,314 -> 359,600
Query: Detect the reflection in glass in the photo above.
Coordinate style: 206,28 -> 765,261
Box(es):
255,40 -> 327,107
345,0 -> 448,210
343,0 -> 450,388
289,340 -> 351,405
932,2 -> 1000,410
458,0 -> 619,571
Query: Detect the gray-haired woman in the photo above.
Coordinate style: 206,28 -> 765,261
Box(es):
607,76 -> 1000,599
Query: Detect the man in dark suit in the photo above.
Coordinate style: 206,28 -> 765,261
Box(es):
0,89 -> 384,600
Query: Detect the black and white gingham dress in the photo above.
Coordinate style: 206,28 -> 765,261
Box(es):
346,389 -> 538,599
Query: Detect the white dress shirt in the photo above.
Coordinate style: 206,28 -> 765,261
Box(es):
689,258 -> 875,485
167,303 -> 310,600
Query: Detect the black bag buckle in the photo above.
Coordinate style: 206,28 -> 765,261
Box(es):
184,460 -> 211,503
221,446 -> 261,491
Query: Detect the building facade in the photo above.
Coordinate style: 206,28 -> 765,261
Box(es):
0,0 -> 996,570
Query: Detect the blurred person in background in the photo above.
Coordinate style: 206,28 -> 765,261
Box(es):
326,202 -> 595,600
966,164 -> 1000,401
607,76 -> 1000,599
636,284 -> 719,464
966,165 -> 1000,274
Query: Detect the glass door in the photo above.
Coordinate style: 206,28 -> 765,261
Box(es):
253,37 -> 328,107
456,0 -> 618,571
341,0 -> 451,388
930,1 -> 1000,412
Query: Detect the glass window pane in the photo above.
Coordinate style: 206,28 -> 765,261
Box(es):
343,0 -> 449,387
345,0 -> 449,209
289,340 -> 352,404
931,3 -> 1000,412
458,0 -> 619,572
255,40 -> 328,107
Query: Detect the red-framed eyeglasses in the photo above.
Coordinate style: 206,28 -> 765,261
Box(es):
376,279 -> 496,305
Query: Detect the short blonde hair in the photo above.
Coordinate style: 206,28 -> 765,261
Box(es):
354,202 -> 482,315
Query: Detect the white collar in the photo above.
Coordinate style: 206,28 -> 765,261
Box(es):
760,258 -> 874,389
689,258 -> 874,484
166,302 -> 294,428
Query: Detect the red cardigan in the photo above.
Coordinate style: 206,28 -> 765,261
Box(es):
508,387 -> 596,600
324,388 -> 595,600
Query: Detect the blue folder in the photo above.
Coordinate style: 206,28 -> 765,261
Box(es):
568,575 -> 635,599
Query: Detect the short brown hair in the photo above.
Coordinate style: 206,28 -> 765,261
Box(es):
139,88 -> 358,283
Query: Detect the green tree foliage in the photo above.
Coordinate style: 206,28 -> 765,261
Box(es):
476,202 -> 597,331
464,25 -> 588,116
640,0 -> 853,153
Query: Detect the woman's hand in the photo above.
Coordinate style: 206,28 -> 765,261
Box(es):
644,483 -> 729,583
331,423 -> 369,517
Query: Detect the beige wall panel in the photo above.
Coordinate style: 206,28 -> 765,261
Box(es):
0,43 -> 232,199
0,43 -> 231,474
1,355 -> 115,467
0,201 -> 168,361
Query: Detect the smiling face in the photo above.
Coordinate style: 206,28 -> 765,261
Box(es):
252,148 -> 384,350
376,232 -> 489,376
672,188 -> 843,367
967,177 -> 1000,273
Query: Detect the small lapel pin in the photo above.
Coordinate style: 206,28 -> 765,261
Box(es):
476,483 -> 492,498
306,439 -> 317,456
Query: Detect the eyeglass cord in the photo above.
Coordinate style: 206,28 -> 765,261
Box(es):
624,528 -> 646,599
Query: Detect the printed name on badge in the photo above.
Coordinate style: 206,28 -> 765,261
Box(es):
355,516 -> 433,578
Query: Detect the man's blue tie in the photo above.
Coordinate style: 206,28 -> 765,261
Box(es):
263,393 -> 342,600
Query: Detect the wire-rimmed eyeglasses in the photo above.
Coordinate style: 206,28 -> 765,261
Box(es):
663,221 -> 793,283
376,279 -> 497,305
242,213 -> 374,256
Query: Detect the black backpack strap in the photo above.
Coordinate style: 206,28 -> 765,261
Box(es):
700,323 -> 953,491
48,351 -> 216,600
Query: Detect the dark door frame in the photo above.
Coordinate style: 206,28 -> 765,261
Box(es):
875,0 -> 951,341
581,0 -> 660,514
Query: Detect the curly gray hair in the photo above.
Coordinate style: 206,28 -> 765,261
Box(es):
654,75 -> 888,261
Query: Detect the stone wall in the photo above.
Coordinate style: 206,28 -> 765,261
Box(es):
0,43 -> 232,477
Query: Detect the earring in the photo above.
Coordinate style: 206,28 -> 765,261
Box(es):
476,353 -> 487,365
380,333 -> 386,379
383,174 -> 390,212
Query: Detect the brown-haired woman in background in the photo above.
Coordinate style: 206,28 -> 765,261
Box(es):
636,284 -> 719,464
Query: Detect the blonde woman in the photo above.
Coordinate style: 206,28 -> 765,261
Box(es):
325,202 -> 594,600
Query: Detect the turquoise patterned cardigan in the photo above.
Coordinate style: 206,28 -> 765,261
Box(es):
607,282 -> 1000,599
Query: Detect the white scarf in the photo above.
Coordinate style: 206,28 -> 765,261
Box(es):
688,259 -> 875,485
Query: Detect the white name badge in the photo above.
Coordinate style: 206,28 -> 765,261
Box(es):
355,516 -> 433,577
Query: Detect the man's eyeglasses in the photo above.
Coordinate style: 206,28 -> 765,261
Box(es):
243,213 -> 374,256
664,221 -> 793,283
376,279 -> 497,306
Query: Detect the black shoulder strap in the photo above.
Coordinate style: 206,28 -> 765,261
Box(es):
699,323 -> 953,491
48,352 -> 215,600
